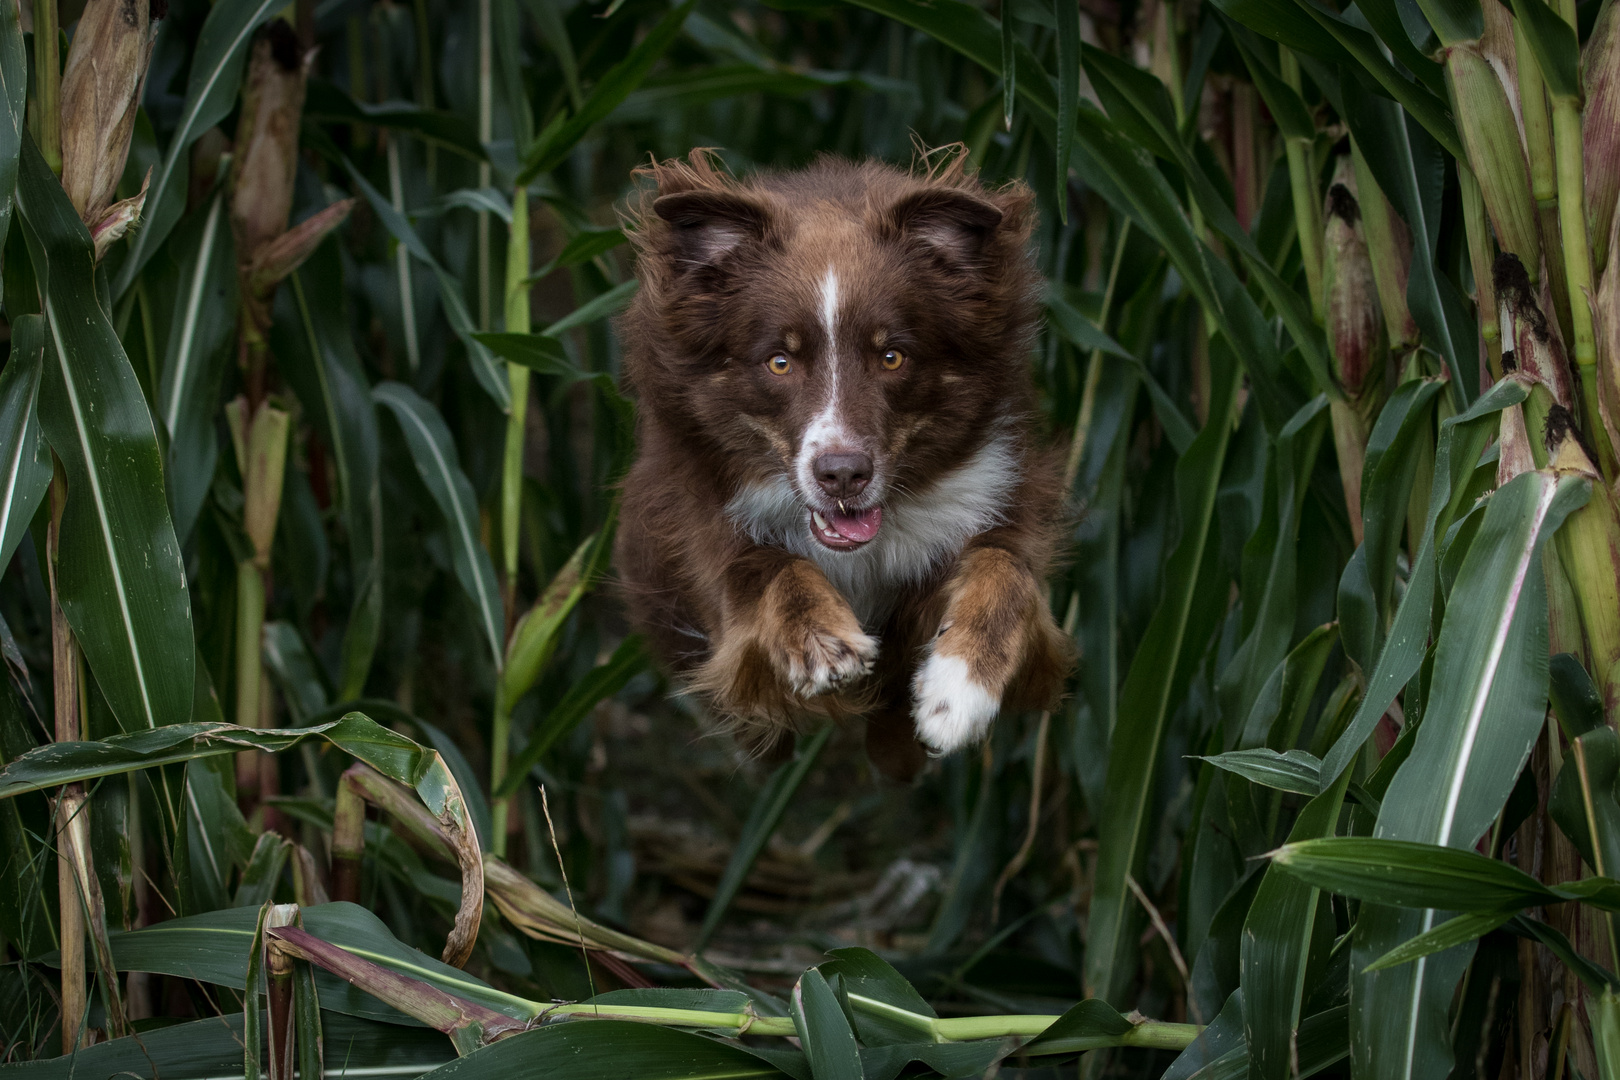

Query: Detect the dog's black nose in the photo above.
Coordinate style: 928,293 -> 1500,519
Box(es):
814,452 -> 873,499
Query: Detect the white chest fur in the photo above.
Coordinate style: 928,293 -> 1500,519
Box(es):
724,434 -> 1019,626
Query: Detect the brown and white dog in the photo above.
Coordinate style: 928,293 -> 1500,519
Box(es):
614,150 -> 1071,780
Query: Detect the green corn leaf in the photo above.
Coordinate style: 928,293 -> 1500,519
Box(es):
273,244 -> 383,701
4,1012 -> 454,1078
1197,748 -> 1322,796
1079,44 -> 1333,400
1021,999 -> 1134,1053
792,968 -> 863,1080
416,1020 -> 789,1079
1045,289 -> 1196,452
1549,725 -> 1620,878
860,1042 -> 1007,1079
818,948 -> 937,1045
1349,470 -> 1587,1080
1319,379 -> 1527,788
1054,0 -> 1079,220
0,314 -> 50,577
1362,911 -> 1516,972
493,0 -> 534,159
502,531 -> 600,704
15,135 -> 195,732
1087,347 -> 1242,1007
496,635 -> 648,799
330,152 -> 509,410
374,383 -> 504,672
1550,652 -> 1605,738
1508,0 -> 1580,100
1353,0 -> 1450,91
1342,91 -> 1477,403
1240,768 -> 1352,1080
154,189 -> 237,544
303,79 -> 489,160
1222,20 -> 1316,139
697,726 -> 834,951
1506,914 -> 1620,993
999,1 -> 1015,127
518,1 -> 697,183
1356,378 -> 1447,657
77,901 -> 536,1026
234,832 -> 291,909
1271,837 -> 1558,911
0,0 -> 22,297
1219,402 -> 1331,734
524,0 -> 581,109
111,0 -> 284,299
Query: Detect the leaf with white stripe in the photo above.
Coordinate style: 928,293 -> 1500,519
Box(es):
0,314 -> 50,576
272,239 -> 383,700
14,135 -> 194,731
373,383 -> 503,669
110,0 -> 282,299
1350,468 -> 1589,1080
155,190 -> 237,544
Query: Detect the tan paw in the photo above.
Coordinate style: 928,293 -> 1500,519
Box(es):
780,625 -> 879,698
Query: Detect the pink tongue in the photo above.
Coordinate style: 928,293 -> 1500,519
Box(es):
829,506 -> 882,542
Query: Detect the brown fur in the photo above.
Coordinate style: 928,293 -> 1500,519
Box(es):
614,149 -> 1072,780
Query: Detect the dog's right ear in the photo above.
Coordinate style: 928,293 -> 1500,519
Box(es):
653,190 -> 771,268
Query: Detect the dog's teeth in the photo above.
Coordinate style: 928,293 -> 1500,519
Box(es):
812,511 -> 829,530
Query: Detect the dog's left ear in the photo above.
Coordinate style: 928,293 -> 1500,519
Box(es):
653,190 -> 772,269
882,189 -> 1005,267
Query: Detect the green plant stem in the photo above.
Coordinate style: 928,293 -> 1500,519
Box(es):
490,186 -> 531,857
1279,48 -> 1323,318
235,559 -> 266,731
476,0 -> 492,333
1515,20 -> 1572,342
31,0 -> 60,174
1459,165 -> 1500,378
412,0 -> 436,185
1550,96 -> 1610,471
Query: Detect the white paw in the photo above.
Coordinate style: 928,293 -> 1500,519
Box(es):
786,628 -> 878,698
912,653 -> 1000,754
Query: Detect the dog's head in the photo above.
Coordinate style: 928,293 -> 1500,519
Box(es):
623,150 -> 1040,556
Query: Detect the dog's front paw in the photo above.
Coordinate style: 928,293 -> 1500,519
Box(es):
912,652 -> 1001,754
783,626 -> 879,698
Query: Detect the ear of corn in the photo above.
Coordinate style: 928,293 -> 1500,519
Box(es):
1324,155 -> 1386,543
57,0 -> 158,250
1585,0 -> 1620,273
1448,43 -> 1543,277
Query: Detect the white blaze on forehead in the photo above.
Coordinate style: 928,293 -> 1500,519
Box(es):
796,264 -> 856,498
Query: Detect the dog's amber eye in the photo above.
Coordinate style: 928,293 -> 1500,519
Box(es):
767,355 -> 792,375
881,349 -> 905,370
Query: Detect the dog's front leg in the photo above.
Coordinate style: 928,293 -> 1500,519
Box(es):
694,549 -> 878,721
913,545 -> 1069,754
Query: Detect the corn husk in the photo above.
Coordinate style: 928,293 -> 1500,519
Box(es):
1351,143 -> 1418,352
1323,160 -> 1386,543
226,397 -> 290,568
230,21 -> 311,269
1495,252 -> 1576,406
1586,0 -> 1620,272
58,0 -> 158,227
1548,406 -> 1620,721
1449,44 -> 1542,274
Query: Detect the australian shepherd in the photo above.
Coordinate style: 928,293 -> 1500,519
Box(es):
614,149 -> 1072,780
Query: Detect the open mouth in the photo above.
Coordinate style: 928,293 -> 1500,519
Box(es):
809,504 -> 883,551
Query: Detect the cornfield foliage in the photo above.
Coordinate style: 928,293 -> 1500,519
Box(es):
0,0 -> 1618,1070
